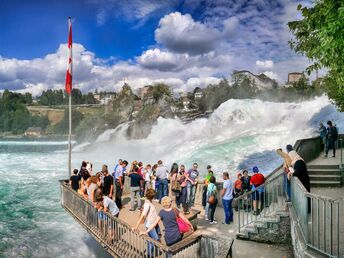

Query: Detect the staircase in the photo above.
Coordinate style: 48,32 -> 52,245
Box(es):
236,208 -> 291,244
307,164 -> 342,187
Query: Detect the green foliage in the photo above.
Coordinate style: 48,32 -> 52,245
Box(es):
292,76 -> 309,90
148,83 -> 172,101
288,0 -> 344,109
53,109 -> 84,134
0,90 -> 49,133
38,88 -> 99,106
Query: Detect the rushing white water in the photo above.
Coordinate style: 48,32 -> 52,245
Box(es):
78,95 -> 344,176
1,96 -> 343,257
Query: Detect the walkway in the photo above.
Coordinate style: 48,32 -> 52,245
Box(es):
118,195 -> 294,258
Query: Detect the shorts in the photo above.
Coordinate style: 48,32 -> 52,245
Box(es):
252,191 -> 260,201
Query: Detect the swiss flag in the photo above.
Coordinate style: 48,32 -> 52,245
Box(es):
65,18 -> 72,95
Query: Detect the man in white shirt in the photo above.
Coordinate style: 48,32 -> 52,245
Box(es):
221,172 -> 234,225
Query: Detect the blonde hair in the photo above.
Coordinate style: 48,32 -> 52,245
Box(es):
161,196 -> 172,208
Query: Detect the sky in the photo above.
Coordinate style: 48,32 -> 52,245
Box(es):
0,0 -> 315,96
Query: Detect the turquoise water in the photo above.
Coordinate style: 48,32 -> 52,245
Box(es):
0,143 -> 111,258
1,97 -> 344,257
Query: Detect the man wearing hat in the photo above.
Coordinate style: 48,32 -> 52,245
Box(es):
250,166 -> 265,215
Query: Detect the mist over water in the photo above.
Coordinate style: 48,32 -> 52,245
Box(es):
1,96 -> 344,257
79,95 -> 344,176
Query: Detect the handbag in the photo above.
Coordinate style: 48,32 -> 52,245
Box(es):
207,184 -> 217,205
173,208 -> 191,234
171,180 -> 182,193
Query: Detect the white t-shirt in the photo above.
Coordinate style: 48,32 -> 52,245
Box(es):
103,196 -> 119,216
223,179 -> 233,200
144,169 -> 152,182
142,201 -> 158,228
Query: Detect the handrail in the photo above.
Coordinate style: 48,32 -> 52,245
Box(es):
60,180 -> 170,251
291,177 -> 343,257
59,180 -> 220,257
236,171 -> 285,233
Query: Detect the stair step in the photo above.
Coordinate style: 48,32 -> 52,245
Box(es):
308,169 -> 340,175
307,164 -> 339,170
310,181 -> 341,187
309,175 -> 341,181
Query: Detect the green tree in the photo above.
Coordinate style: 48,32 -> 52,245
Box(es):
288,1 -> 344,109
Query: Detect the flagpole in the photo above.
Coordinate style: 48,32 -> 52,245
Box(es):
66,16 -> 72,178
68,89 -> 72,178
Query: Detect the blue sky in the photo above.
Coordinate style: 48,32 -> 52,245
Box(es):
0,0 -> 314,96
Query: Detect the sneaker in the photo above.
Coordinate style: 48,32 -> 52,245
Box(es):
323,154 -> 328,158
210,221 -> 217,224
205,217 -> 209,221
129,209 -> 135,212
331,155 -> 335,158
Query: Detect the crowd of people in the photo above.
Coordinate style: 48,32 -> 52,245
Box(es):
67,140 -> 314,247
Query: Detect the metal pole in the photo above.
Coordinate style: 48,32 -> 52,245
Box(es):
68,93 -> 72,177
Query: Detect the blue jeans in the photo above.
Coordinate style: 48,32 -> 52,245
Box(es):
222,199 -> 233,224
147,225 -> 160,257
158,179 -> 168,202
284,173 -> 291,201
186,184 -> 196,209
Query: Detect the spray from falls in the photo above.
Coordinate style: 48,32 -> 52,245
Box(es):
74,95 -> 344,177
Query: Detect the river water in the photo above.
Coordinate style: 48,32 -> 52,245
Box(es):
1,96 -> 343,257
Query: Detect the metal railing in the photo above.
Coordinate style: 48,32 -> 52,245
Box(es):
236,170 -> 285,232
291,177 -> 343,258
60,180 -> 220,258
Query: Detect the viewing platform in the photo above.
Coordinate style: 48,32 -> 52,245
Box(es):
60,135 -> 344,258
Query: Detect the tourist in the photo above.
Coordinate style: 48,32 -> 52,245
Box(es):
325,121 -> 338,158
286,145 -> 310,192
319,122 -> 327,155
102,194 -> 120,242
185,163 -> 199,214
176,165 -> 187,210
152,164 -> 159,200
114,160 -> 128,209
86,162 -> 93,176
132,189 -> 161,256
277,148 -> 292,201
102,165 -> 113,198
221,172 -> 234,224
207,176 -> 218,224
140,196 -> 193,246
84,176 -> 98,203
241,170 -> 251,192
113,159 -> 123,186
170,163 -> 181,203
144,164 -> 153,194
79,161 -> 90,182
233,172 -> 243,211
156,160 -> 169,203
128,165 -> 143,211
103,194 -> 120,218
203,165 -> 214,220
250,167 -> 265,215
70,169 -> 80,191
138,162 -> 145,197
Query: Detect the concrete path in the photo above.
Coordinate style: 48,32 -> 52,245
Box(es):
118,195 -> 294,258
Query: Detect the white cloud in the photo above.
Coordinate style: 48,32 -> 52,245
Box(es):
155,12 -> 225,55
137,48 -> 183,71
256,60 -> 274,69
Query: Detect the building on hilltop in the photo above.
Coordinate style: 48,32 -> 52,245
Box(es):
232,70 -> 276,90
138,86 -> 151,99
194,88 -> 204,99
287,72 -> 304,84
